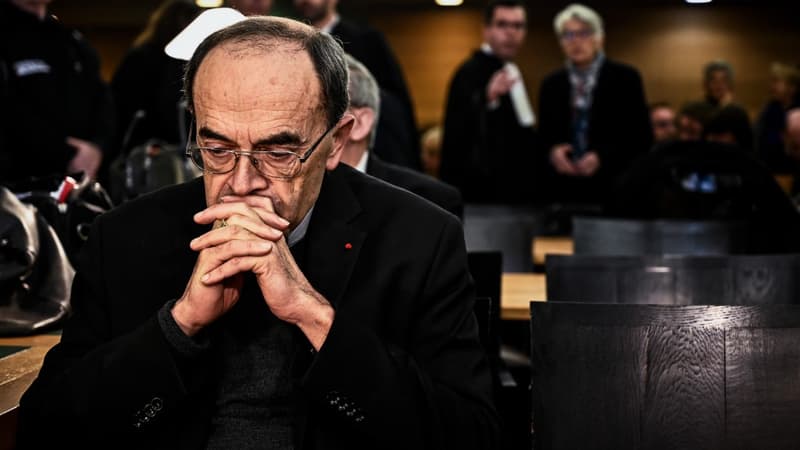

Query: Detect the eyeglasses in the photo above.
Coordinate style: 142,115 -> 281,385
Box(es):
185,123 -> 335,179
491,19 -> 526,31
560,29 -> 595,41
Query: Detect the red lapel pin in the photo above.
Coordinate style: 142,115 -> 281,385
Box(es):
345,242 -> 353,250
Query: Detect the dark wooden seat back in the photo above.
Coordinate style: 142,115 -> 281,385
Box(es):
531,302 -> 800,450
467,251 -> 503,356
572,216 -> 749,256
545,254 -> 800,305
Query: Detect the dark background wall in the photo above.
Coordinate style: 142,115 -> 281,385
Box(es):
49,1 -> 800,128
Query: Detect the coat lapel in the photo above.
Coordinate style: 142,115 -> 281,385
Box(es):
302,166 -> 365,308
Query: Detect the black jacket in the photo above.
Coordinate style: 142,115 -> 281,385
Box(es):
440,50 -> 539,204
0,2 -> 114,184
366,154 -> 463,219
331,19 -> 421,170
538,58 -> 652,203
17,165 -> 498,449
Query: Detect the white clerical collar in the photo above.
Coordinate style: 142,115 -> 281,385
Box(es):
354,151 -> 369,173
480,43 -> 495,57
321,13 -> 340,34
288,205 -> 314,247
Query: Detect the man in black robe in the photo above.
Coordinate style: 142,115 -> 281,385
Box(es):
440,0 -> 538,204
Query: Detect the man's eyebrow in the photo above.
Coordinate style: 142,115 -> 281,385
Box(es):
197,126 -> 305,147
253,131 -> 305,147
198,126 -> 233,143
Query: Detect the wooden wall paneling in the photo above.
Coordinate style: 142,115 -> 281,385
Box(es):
46,3 -> 800,131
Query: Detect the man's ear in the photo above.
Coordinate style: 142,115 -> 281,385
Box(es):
349,107 -> 376,143
326,113 -> 356,170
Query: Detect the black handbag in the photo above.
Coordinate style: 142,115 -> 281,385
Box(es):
0,186 -> 74,336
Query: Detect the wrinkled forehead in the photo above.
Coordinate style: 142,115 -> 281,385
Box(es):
194,41 -> 324,119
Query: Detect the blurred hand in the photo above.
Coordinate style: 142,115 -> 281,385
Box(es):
550,143 -> 578,176
66,137 -> 102,180
575,151 -> 601,176
486,68 -> 517,105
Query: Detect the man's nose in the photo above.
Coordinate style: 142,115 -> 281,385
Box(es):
229,155 -> 269,195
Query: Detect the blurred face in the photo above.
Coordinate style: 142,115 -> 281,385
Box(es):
651,106 -> 677,142
785,112 -> 800,158
677,114 -> 703,141
770,76 -> 797,104
293,0 -> 335,24
705,70 -> 732,102
483,6 -> 527,61
10,0 -> 51,15
559,18 -> 602,69
228,0 -> 273,16
192,43 -> 347,228
421,133 -> 442,177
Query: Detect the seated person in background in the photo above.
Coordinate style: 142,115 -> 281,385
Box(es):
339,55 -> 463,219
538,3 -> 652,205
607,139 -> 800,253
17,17 -> 498,449
650,101 -> 678,144
756,62 -> 800,172
420,125 -> 443,179
705,104 -> 755,152
294,0 -> 421,170
676,100 -> 717,142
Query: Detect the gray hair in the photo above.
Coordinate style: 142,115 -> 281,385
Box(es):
344,54 -> 381,149
553,3 -> 604,39
183,16 -> 349,128
703,59 -> 735,84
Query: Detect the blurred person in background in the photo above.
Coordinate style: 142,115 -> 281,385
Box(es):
538,3 -> 651,205
111,0 -> 201,156
340,55 -> 463,218
650,102 -> 678,144
698,60 -> 753,150
293,0 -> 421,170
702,60 -> 737,108
676,101 -> 717,142
440,0 -> 539,204
756,62 -> 800,172
227,0 -> 272,15
420,125 -> 443,179
0,0 -> 114,185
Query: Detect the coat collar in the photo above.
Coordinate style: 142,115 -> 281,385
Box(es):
300,165 -> 365,308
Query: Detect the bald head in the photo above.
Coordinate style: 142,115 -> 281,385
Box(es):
184,16 -> 349,128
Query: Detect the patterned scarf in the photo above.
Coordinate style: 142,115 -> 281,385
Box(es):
567,52 -> 605,159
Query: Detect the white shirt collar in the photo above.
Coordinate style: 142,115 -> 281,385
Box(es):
354,151 -> 369,173
287,205 -> 314,247
321,13 -> 340,34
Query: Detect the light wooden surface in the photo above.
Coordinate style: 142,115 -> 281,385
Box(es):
0,334 -> 59,416
531,236 -> 574,266
502,273 -> 547,321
